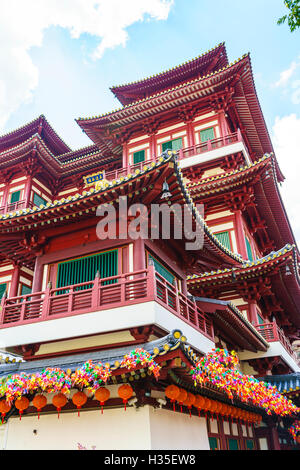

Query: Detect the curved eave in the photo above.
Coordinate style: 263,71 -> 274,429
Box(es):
195,298 -> 268,352
0,134 -> 116,179
0,115 -> 70,156
110,43 -> 228,106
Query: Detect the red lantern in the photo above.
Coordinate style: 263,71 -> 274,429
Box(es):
118,384 -> 133,411
95,387 -> 110,414
15,396 -> 29,420
32,394 -> 47,420
165,385 -> 180,411
183,393 -> 195,417
52,393 -> 68,419
72,391 -> 87,417
0,399 -> 11,423
193,395 -> 205,417
176,388 -> 188,413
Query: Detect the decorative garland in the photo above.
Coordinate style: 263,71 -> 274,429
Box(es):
120,348 -> 161,379
191,349 -> 300,417
0,362 -> 111,405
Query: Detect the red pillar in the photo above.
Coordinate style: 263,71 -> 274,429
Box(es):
269,424 -> 281,450
9,265 -> 20,297
217,110 -> 229,137
149,134 -> 157,160
32,256 -> 43,293
133,238 -> 145,271
122,143 -> 128,169
1,184 -> 9,209
235,210 -> 248,260
24,175 -> 32,205
186,121 -> 195,148
248,302 -> 257,325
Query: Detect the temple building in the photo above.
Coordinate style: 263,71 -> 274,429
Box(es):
0,43 -> 299,451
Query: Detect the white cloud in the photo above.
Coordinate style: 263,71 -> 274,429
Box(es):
273,60 -> 299,87
272,114 -> 300,248
0,0 -> 173,130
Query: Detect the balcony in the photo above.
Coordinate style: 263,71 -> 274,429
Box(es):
239,321 -> 300,372
177,131 -> 251,169
254,322 -> 300,364
0,199 -> 35,214
0,266 -> 214,349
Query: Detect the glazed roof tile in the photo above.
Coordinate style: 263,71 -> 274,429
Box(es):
260,374 -> 300,394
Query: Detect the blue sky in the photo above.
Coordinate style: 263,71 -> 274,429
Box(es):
1,0 -> 299,244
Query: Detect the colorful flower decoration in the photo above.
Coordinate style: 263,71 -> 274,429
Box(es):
71,360 -> 111,393
36,368 -> 72,395
120,348 -> 161,379
288,421 -> 300,441
191,349 -> 300,417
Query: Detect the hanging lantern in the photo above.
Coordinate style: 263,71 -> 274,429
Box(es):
95,387 -> 110,414
118,384 -> 133,411
183,393 -> 195,418
72,391 -> 87,417
165,385 -> 180,411
52,393 -> 68,419
209,400 -> 218,420
193,395 -> 205,417
15,397 -> 29,420
0,399 -> 11,423
32,394 -> 47,420
176,388 -> 188,413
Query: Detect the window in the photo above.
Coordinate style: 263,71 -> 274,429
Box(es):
33,193 -> 47,207
162,138 -> 183,152
0,283 -> 7,300
148,253 -> 175,285
10,190 -> 21,204
133,150 -> 145,164
21,285 -> 32,296
228,438 -> 239,450
245,237 -> 254,261
209,437 -> 219,450
257,313 -> 265,325
214,231 -> 231,251
56,249 -> 118,293
246,439 -> 255,450
200,127 -> 215,142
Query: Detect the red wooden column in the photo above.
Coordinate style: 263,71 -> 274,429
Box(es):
24,175 -> 32,206
32,256 -> 44,293
149,134 -> 157,160
122,142 -> 128,169
217,110 -> 229,138
133,238 -> 146,271
186,121 -> 195,148
9,264 -> 20,297
248,302 -> 257,325
234,210 -> 248,260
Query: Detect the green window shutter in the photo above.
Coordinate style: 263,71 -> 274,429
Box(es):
57,250 -> 118,293
10,191 -> 21,203
21,285 -> 32,296
148,254 -> 175,285
245,237 -> 253,261
133,150 -> 145,164
162,138 -> 182,152
257,314 -> 265,325
228,438 -> 239,450
0,283 -> 7,300
246,440 -> 254,450
209,437 -> 219,450
214,231 -> 231,250
200,127 -> 215,142
33,193 -> 47,207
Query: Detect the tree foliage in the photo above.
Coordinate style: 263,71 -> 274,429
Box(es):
278,0 -> 300,31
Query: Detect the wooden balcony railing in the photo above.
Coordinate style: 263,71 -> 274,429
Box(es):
254,322 -> 299,363
0,266 -> 214,341
178,131 -> 244,160
0,199 -> 35,214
